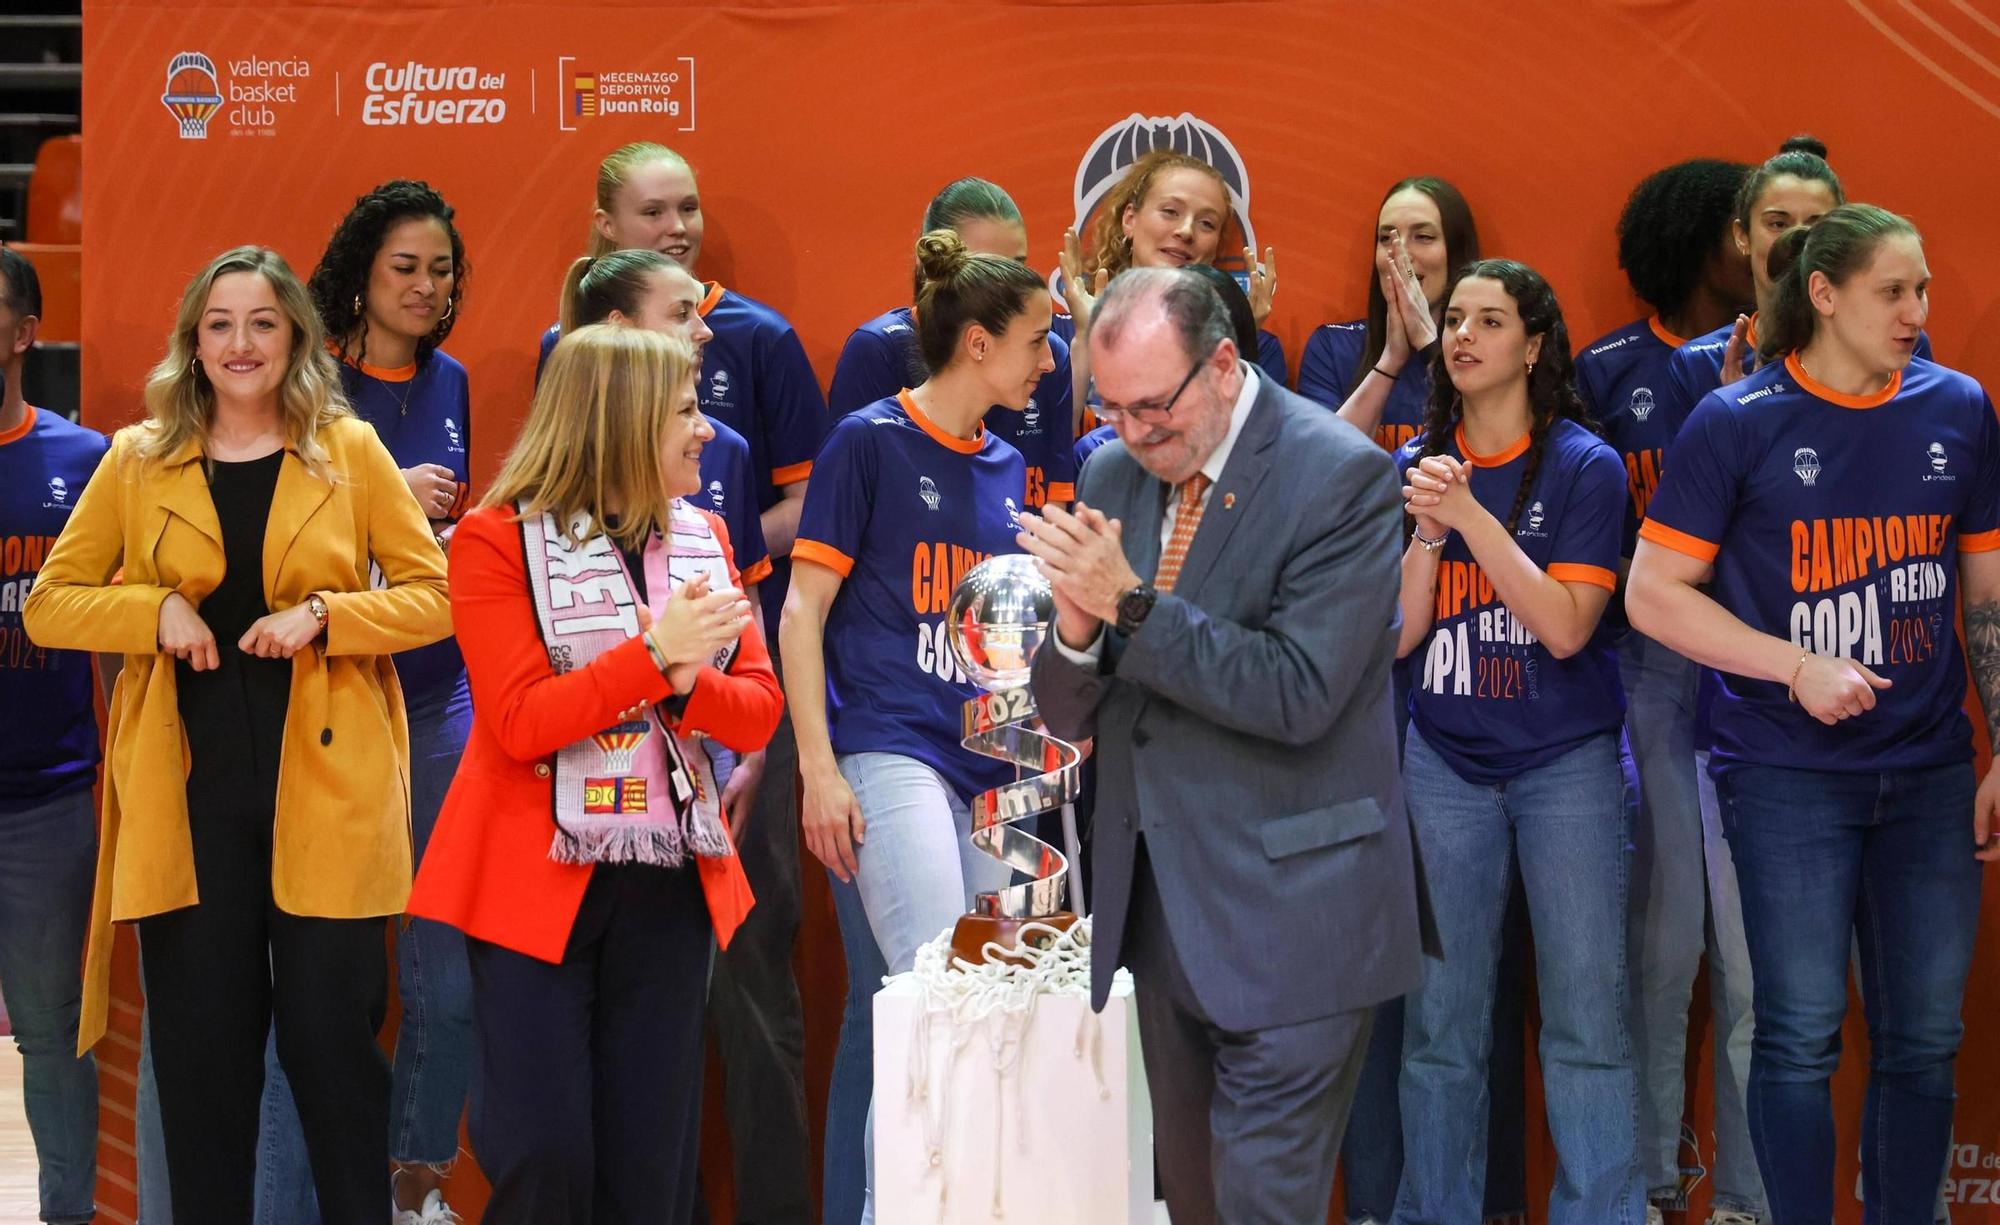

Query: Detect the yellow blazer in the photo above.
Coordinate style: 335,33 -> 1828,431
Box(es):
23,415 -> 450,1052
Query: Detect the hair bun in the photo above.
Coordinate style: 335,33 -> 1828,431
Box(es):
915,229 -> 971,286
1779,133 -> 1828,160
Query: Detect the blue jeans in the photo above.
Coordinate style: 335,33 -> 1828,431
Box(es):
136,1016 -> 319,1225
1621,633 -> 1765,1216
1695,751 -> 1765,1218
1716,761 -> 1981,1225
390,687 -> 473,1166
0,787 -> 98,1224
1394,732 -> 1643,1225
822,870 -> 888,1225
836,751 -> 1015,1225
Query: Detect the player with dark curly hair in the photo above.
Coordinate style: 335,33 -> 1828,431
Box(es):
1575,155 -> 1768,1225
307,178 -> 474,1225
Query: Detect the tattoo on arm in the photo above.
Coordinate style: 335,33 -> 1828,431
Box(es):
1967,598 -> 2000,750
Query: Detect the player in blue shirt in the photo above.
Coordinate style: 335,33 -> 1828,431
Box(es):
560,249 -> 772,596
1297,177 -> 1481,456
1630,206 -> 2000,1223
0,248 -> 105,1225
782,231 -> 1048,1224
548,142 -> 830,1221
830,177 -> 1076,509
1054,150 -> 1286,431
1573,156 -> 1770,1225
306,178 -> 473,1223
1393,260 -> 1642,1225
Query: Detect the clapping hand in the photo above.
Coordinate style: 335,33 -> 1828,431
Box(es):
1243,245 -> 1278,324
1059,227 -> 1109,335
1403,454 -> 1474,541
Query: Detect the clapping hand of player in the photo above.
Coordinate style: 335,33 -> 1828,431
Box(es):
1016,502 -> 1140,645
1380,232 -> 1438,370
1402,454 -> 1475,540
1719,313 -> 1753,385
1243,245 -> 1278,324
1059,227 -> 1109,336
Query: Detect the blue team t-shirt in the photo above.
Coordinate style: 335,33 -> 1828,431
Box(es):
793,391 -> 1027,801
340,353 -> 471,709
1576,316 -> 1691,556
1639,354 -> 2000,774
1074,424 -> 1118,472
0,407 -> 109,808
1659,314 -> 1935,444
1296,319 -> 1431,454
1395,418 -> 1628,785
829,306 -> 1077,507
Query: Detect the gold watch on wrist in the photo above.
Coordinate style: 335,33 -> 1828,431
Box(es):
305,593 -> 329,639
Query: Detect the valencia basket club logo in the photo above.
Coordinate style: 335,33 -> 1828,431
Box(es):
161,51 -> 225,140
1056,111 -> 1260,295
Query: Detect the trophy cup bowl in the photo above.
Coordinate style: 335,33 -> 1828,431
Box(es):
945,552 -> 1054,691
944,554 -> 1082,966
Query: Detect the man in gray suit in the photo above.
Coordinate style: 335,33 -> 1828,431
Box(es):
1017,267 -> 1431,1225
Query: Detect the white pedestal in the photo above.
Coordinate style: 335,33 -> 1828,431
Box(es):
873,970 -> 1153,1225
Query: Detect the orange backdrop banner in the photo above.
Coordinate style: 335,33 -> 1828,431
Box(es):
80,1 -> 2000,1221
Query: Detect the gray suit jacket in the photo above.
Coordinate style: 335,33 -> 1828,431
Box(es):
1032,373 -> 1432,1032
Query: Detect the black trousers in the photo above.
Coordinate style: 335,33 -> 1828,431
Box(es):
137,802 -> 390,1225
468,861 -> 712,1225
705,718 -> 812,1224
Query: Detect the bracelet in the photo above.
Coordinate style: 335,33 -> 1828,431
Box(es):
1372,363 -> 1398,381
1413,526 -> 1449,552
641,632 -> 673,678
1786,651 -> 1809,703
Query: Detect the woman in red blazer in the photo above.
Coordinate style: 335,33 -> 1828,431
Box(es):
409,324 -> 781,1224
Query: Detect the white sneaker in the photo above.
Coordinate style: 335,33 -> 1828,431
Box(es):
1708,1214 -> 1761,1225
393,1190 -> 462,1225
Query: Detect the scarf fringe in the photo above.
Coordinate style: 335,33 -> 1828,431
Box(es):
548,820 -> 735,867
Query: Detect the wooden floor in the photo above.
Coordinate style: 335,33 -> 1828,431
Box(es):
0,1044 -> 40,1225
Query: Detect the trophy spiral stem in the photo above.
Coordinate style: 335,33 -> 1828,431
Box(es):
960,685 -> 1084,919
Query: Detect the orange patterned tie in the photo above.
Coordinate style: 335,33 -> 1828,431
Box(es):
1154,473 -> 1210,593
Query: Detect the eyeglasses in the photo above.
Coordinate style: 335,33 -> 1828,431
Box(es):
1096,357 -> 1206,424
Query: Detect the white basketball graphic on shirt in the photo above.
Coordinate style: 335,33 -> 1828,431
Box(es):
707,479 -> 725,508
47,476 -> 67,503
1928,441 -> 1947,472
1629,387 -> 1655,421
919,476 -> 941,510
1526,500 -> 1545,532
1793,447 -> 1821,487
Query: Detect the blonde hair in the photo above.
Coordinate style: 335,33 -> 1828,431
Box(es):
483,323 -> 698,550
136,245 -> 350,476
587,141 -> 693,259
1082,151 -> 1229,282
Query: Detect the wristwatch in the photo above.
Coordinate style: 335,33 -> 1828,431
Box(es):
305,593 -> 329,638
1115,584 -> 1158,636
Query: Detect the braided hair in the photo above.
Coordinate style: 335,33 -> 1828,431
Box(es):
307,179 -> 467,369
1416,259 -> 1593,536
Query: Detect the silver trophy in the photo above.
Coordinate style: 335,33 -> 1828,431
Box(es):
943,555 -> 1085,961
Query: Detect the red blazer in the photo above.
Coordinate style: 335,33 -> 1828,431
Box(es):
408,504 -> 783,962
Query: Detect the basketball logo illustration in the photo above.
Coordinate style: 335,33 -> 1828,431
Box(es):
162,52 -> 225,140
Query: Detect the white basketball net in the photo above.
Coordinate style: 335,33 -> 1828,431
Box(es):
900,917 -> 1112,1220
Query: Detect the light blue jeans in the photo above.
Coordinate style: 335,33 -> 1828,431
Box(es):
0,787 -> 99,1225
389,688 -> 473,1167
136,1000 -> 319,1223
836,751 -> 1014,1225
1621,632 -> 1765,1217
1394,731 -> 1643,1225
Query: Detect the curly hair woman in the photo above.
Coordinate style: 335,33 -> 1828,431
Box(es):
308,179 -> 475,1224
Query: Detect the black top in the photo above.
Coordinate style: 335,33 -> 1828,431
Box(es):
178,451 -> 292,812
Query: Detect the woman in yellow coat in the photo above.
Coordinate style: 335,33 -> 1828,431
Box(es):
23,244 -> 449,1225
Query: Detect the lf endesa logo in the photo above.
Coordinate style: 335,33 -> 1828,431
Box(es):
361,61 -> 508,126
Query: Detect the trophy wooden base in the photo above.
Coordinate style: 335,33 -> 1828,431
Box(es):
948,911 -> 1079,968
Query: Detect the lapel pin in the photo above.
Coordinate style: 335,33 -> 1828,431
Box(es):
1222,492 -> 1236,510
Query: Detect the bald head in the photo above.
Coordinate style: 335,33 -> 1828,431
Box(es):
1090,266 -> 1231,363
1090,266 -> 1245,486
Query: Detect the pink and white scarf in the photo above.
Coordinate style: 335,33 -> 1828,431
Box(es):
520,502 -> 739,866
